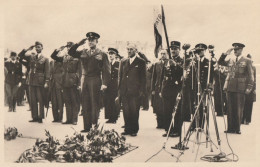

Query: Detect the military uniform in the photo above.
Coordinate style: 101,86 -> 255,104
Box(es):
104,60 -> 120,122
5,55 -> 22,112
19,49 -> 50,122
213,64 -> 228,116
50,50 -> 65,122
151,60 -> 165,128
242,64 -> 256,124
68,33 -> 110,131
160,59 -> 183,133
51,50 -> 81,124
218,44 -> 254,133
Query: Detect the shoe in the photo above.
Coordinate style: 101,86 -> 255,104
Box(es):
121,125 -> 125,128
162,133 -> 167,137
72,122 -> 77,125
13,108 -> 16,112
62,121 -> 71,124
130,133 -> 137,137
38,119 -> 43,123
52,120 -> 58,123
170,133 -> 180,137
80,129 -> 90,133
156,126 -> 164,129
29,119 -> 38,122
235,131 -> 241,134
121,132 -> 129,135
8,108 -> 12,112
106,120 -> 112,123
224,130 -> 234,133
245,122 -> 249,125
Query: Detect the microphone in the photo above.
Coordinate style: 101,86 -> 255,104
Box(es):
182,44 -> 191,50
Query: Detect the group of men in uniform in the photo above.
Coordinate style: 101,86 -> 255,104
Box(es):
4,33 -> 256,137
151,41 -> 255,137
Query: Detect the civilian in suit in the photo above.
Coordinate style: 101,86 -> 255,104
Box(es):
18,42 -> 50,123
51,42 -> 81,125
242,54 -> 256,125
118,43 -> 146,136
151,50 -> 167,129
68,32 -> 110,132
104,48 -> 121,123
219,43 -> 254,134
5,52 -> 22,112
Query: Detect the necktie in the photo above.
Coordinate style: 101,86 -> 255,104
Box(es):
36,54 -> 38,60
236,57 -> 238,62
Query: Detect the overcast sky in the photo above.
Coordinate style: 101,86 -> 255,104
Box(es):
2,0 -> 260,62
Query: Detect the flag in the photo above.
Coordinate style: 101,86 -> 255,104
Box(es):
153,7 -> 163,58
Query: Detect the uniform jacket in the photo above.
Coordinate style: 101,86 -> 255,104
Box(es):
118,56 -> 147,97
18,50 -> 50,87
50,60 -> 64,89
218,54 -> 254,93
160,59 -> 183,97
51,49 -> 81,88
108,61 -> 120,91
68,44 -> 110,86
4,59 -> 22,86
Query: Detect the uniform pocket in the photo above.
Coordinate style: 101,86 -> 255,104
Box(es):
237,78 -> 246,91
238,65 -> 246,73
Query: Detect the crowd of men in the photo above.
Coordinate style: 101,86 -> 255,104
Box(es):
4,31 -> 256,137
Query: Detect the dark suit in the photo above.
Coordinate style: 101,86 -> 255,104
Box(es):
19,50 -> 50,120
5,59 -> 22,111
219,54 -> 254,132
151,60 -> 164,128
118,56 -> 146,134
51,50 -> 81,123
160,59 -> 183,133
104,61 -> 120,121
69,44 -> 110,130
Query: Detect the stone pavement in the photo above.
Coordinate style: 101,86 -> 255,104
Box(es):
4,89 -> 259,163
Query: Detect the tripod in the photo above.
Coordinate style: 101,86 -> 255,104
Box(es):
178,51 -> 223,161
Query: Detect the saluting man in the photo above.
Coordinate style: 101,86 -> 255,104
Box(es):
68,32 -> 110,132
51,42 -> 81,125
104,48 -> 121,123
18,42 -> 50,123
219,43 -> 254,134
5,52 -> 22,112
118,43 -> 146,137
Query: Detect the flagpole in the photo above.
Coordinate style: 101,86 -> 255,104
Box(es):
161,5 -> 172,59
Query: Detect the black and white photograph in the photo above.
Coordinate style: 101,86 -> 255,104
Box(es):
1,0 -> 259,166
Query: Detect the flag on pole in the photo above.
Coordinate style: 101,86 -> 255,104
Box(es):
153,5 -> 171,58
153,7 -> 163,58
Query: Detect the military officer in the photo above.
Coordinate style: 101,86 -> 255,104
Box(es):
160,43 -> 183,137
190,43 -> 214,129
242,54 -> 256,125
151,49 -> 167,129
50,45 -> 65,122
51,42 -> 81,125
219,43 -> 254,134
118,43 -> 146,136
170,41 -> 185,137
68,32 -> 110,132
18,41 -> 50,123
5,52 -> 22,112
104,48 -> 121,123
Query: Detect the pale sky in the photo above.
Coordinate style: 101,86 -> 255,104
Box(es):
2,0 -> 260,62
